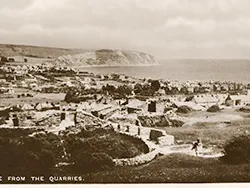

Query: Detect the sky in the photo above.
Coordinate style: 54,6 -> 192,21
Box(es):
1,0 -> 250,59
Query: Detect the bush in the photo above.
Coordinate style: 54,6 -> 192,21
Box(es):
185,96 -> 194,102
150,80 -> 161,91
0,118 -> 6,125
207,105 -> 221,112
0,137 -> 25,173
222,134 -> 250,164
24,151 -> 40,170
170,119 -> 184,127
164,107 -> 173,113
239,107 -> 250,113
64,128 -> 149,164
73,152 -> 114,173
39,150 -> 55,170
176,105 -> 192,114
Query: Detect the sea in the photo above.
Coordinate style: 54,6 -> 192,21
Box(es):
80,59 -> 250,83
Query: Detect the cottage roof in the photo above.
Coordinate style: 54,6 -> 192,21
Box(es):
21,103 -> 34,111
36,102 -> 54,110
193,95 -> 219,103
228,95 -> 250,102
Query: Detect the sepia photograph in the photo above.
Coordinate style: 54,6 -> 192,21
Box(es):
0,0 -> 250,185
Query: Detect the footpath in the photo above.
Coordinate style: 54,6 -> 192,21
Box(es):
110,123 -> 223,166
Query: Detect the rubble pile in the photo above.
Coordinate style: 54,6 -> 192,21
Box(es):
138,114 -> 171,127
35,112 -> 61,127
76,111 -> 103,130
138,114 -> 183,127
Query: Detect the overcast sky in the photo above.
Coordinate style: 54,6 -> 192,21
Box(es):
1,0 -> 250,59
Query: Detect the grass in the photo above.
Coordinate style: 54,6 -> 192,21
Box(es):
162,123 -> 250,149
159,109 -> 250,148
81,153 -> 250,183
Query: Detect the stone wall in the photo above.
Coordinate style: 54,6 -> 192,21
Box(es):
111,125 -> 174,166
113,149 -> 159,166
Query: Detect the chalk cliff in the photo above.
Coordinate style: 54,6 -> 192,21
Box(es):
56,49 -> 158,66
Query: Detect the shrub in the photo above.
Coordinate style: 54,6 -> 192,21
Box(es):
0,118 -> 6,125
65,128 -> 149,162
170,119 -> 184,127
39,150 -> 55,170
239,107 -> 250,113
22,133 -> 63,163
176,105 -> 192,114
222,134 -> 250,164
185,96 -> 194,102
24,151 -> 40,169
73,152 -> 114,173
164,107 -> 173,113
150,80 -> 161,91
207,105 -> 221,112
0,137 -> 25,173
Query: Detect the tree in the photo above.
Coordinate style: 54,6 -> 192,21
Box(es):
0,56 -> 8,63
134,83 -> 143,94
102,84 -> 116,94
73,151 -> 114,173
150,80 -> 161,91
116,85 -> 132,96
222,134 -> 250,164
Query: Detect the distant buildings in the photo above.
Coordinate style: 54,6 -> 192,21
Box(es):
225,90 -> 250,106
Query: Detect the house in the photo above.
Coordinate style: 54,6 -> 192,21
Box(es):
157,88 -> 166,95
0,87 -> 14,94
192,94 -> 220,107
91,104 -> 113,117
126,99 -> 145,114
35,102 -> 54,111
225,90 -> 250,106
21,103 -> 35,111
98,107 -> 120,119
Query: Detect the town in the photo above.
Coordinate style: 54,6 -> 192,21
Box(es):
1,56 -> 250,182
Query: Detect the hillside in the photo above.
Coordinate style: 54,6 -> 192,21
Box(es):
57,49 -> 158,66
0,44 -> 86,59
0,44 -> 158,67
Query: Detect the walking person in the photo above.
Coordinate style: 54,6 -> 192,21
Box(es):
191,138 -> 201,156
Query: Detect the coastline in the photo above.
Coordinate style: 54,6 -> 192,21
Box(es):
66,63 -> 160,68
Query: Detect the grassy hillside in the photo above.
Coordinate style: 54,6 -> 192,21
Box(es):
0,44 -> 87,59
82,153 -> 250,183
0,44 -> 158,66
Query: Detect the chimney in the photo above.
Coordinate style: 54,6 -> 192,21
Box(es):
148,100 -> 156,113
